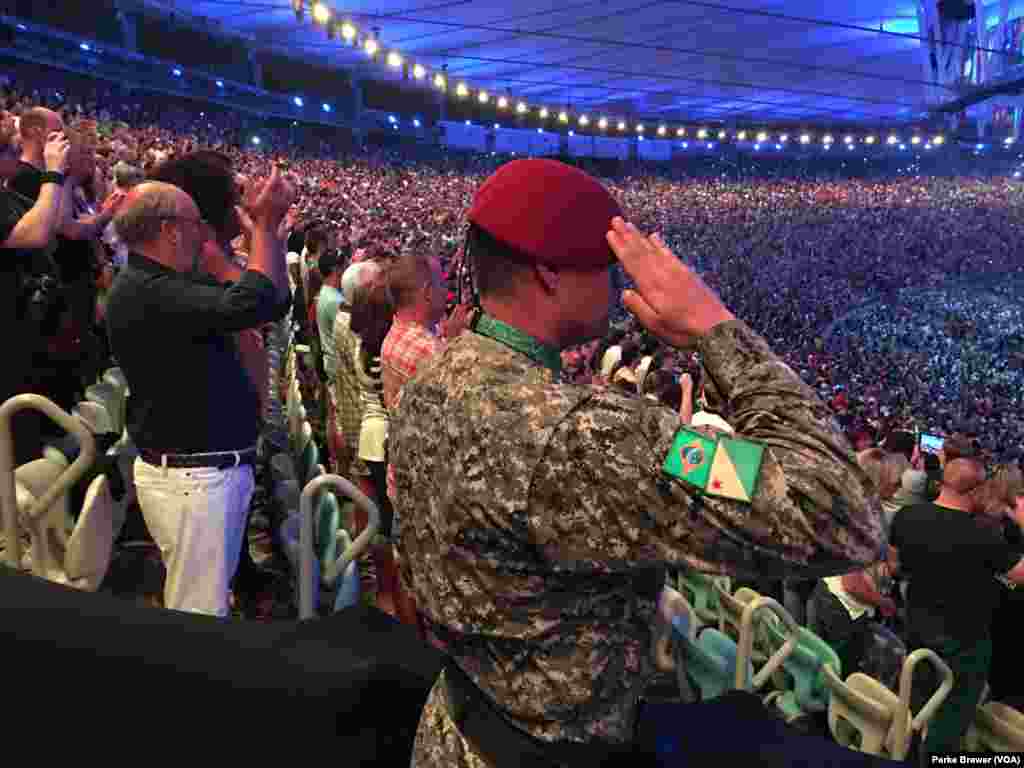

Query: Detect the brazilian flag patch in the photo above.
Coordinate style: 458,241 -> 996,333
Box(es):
663,428 -> 765,503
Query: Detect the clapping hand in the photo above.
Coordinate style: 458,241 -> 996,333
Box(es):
235,165 -> 296,238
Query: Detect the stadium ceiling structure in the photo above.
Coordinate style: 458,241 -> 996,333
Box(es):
147,0 -> 1006,125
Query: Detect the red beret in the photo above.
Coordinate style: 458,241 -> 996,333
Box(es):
467,159 -> 623,271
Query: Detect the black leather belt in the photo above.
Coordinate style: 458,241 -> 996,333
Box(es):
138,448 -> 257,470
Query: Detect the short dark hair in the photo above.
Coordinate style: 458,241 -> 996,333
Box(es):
149,152 -> 238,240
467,223 -> 533,300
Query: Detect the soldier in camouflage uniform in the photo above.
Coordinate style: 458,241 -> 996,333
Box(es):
390,159 -> 885,768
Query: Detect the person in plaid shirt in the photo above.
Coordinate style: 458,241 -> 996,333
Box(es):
381,252 -> 445,413
381,250 -> 474,626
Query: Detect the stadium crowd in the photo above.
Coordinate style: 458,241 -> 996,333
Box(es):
4,62 -> 1024,764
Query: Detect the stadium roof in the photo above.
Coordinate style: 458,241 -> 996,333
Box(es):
151,1 -> 1009,125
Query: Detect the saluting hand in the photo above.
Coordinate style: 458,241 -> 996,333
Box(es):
606,217 -> 734,349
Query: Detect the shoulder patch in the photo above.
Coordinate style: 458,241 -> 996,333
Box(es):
663,428 -> 764,503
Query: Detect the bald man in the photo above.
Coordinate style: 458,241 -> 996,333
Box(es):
105,173 -> 293,616
890,457 -> 1024,763
8,108 -> 64,203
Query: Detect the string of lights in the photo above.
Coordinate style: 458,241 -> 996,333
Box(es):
291,0 -> 953,147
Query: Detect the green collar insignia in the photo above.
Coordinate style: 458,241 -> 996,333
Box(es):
473,312 -> 562,379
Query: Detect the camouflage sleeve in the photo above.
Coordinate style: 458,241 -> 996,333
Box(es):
528,319 -> 884,580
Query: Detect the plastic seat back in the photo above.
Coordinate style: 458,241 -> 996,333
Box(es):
823,667 -> 897,756
0,395 -> 97,578
332,559 -> 361,613
825,647 -> 954,760
64,473 -> 124,591
74,402 -> 114,437
966,702 -> 1024,752
677,568 -> 725,624
103,368 -> 129,398
687,628 -> 743,701
86,383 -> 123,436
298,473 -> 381,619
765,623 -> 841,716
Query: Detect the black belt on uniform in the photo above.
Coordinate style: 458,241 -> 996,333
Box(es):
138,447 -> 257,470
442,659 -> 648,768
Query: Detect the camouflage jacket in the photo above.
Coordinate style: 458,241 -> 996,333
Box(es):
393,318 -> 884,767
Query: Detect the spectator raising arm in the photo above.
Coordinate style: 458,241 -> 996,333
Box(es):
2,131 -> 69,250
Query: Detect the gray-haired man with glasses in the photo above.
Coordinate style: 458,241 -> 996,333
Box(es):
105,170 -> 293,616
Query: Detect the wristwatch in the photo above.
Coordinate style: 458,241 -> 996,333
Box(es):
39,171 -> 66,187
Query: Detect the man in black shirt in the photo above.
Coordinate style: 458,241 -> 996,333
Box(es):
0,117 -> 70,464
105,170 -> 292,616
890,458 -> 1024,761
11,112 -> 124,403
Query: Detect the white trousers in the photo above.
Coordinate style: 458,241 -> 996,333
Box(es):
134,458 -> 254,617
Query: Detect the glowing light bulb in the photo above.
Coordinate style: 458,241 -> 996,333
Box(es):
412,63 -> 425,80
